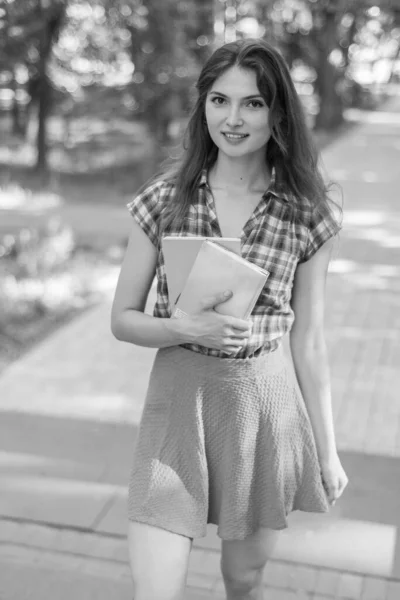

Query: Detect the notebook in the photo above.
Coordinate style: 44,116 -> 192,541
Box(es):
162,236 -> 241,307
172,239 -> 269,320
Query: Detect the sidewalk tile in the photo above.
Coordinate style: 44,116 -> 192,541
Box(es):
18,522 -> 60,549
263,560 -> 293,588
212,578 -> 225,594
386,580 -> 400,600
314,568 -> 340,596
79,558 -> 130,581
186,571 -> 217,592
264,587 -> 310,599
56,530 -> 106,557
361,576 -> 388,599
186,589 -> 223,600
81,534 -> 128,562
202,550 -> 222,577
0,473 -> 116,530
337,572 -> 364,599
0,520 -> 29,543
189,549 -> 221,579
188,548 -> 208,573
289,565 -> 318,592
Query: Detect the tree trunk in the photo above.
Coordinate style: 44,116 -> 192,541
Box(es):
314,8 -> 344,131
36,73 -> 49,178
34,1 -> 65,180
35,0 -> 49,179
11,73 -> 25,136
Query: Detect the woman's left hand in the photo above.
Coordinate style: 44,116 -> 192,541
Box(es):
320,453 -> 349,506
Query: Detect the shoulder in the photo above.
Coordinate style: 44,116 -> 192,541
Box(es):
126,178 -> 177,247
127,178 -> 176,212
296,196 -> 342,263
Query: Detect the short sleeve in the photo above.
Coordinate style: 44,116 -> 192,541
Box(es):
126,181 -> 164,247
300,201 -> 342,263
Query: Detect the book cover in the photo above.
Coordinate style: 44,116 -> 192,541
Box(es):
162,236 -> 241,307
172,239 -> 269,320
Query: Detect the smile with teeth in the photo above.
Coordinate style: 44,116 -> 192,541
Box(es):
222,133 -> 248,139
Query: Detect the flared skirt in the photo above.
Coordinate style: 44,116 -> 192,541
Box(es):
127,344 -> 330,540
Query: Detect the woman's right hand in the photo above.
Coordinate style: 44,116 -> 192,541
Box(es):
179,290 -> 252,354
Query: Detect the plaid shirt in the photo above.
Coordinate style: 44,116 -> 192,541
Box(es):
126,169 -> 341,358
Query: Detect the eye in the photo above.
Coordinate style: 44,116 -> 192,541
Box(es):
248,100 -> 264,108
211,96 -> 226,105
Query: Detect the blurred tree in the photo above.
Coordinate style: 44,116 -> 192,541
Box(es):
181,0 -> 215,63
51,0 -> 215,178
1,0 -> 398,186
310,0 -> 348,130
0,0 -> 66,176
125,0 -> 215,140
113,0 -> 215,176
35,1 -> 66,176
248,0 -> 399,129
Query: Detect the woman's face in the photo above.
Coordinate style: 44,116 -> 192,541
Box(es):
204,66 -> 271,159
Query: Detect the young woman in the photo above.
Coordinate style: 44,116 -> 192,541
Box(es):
111,38 -> 348,600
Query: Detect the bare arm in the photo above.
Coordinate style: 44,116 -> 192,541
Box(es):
110,220 -> 251,351
110,220 -> 191,348
289,237 -> 337,462
290,236 -> 348,506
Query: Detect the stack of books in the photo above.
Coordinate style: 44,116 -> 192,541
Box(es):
162,236 -> 269,320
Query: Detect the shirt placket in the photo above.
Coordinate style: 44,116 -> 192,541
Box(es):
241,200 -> 267,255
203,186 -> 222,236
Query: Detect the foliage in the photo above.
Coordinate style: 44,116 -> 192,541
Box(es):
230,0 -> 400,127
0,0 -> 399,165
0,199 -> 123,372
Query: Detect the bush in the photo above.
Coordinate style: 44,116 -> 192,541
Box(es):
0,217 -> 123,372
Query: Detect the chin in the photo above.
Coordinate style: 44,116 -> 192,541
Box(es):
219,145 -> 262,158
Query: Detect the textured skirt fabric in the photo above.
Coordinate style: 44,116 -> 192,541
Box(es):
127,345 -> 330,541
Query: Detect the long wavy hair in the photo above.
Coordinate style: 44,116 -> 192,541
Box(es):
143,38 -> 340,232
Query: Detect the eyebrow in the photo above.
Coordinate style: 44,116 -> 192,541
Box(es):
209,91 -> 264,100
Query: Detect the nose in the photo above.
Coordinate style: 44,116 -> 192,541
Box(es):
226,105 -> 244,128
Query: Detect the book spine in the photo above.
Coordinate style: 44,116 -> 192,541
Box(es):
243,278 -> 267,319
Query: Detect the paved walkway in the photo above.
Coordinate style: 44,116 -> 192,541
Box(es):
1,96 -> 400,599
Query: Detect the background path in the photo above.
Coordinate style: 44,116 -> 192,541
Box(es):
1,97 -> 400,599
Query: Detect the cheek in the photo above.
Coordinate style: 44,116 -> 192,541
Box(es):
205,115 -> 223,145
251,119 -> 271,143
253,112 -> 270,130
205,106 -> 220,129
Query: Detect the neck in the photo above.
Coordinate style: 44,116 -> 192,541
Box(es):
209,152 -> 271,193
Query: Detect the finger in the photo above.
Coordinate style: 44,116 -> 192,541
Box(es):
223,346 -> 243,354
322,478 -> 338,503
329,485 -> 340,503
228,317 -> 253,332
227,337 -> 246,347
337,478 -> 348,497
229,329 -> 251,339
201,290 -> 233,310
224,344 -> 243,352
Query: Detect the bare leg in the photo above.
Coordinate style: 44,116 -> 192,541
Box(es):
220,528 -> 280,600
128,521 -> 192,600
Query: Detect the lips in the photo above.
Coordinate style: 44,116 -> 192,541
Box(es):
222,132 -> 249,139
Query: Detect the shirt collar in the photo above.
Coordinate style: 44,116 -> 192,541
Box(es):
198,167 -> 288,201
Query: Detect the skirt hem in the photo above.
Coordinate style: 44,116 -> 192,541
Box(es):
128,504 -> 330,541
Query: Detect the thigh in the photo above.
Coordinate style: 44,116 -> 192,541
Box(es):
221,528 -> 280,576
128,521 -> 192,600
